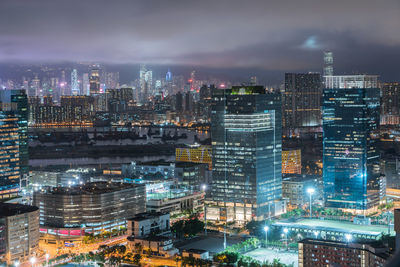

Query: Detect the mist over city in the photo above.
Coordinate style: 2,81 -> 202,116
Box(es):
1,1 -> 400,267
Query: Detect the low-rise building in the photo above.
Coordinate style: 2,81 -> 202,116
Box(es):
298,238 -> 390,267
0,203 -> 39,265
127,212 -> 170,237
175,162 -> 209,190
147,190 -> 204,217
127,235 -> 178,258
33,182 -> 146,244
182,249 -> 209,260
282,174 -> 321,209
122,161 -> 175,180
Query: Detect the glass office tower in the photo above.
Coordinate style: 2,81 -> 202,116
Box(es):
0,112 -> 20,199
210,86 -> 282,222
323,75 -> 384,212
283,73 -> 322,135
0,90 -> 28,186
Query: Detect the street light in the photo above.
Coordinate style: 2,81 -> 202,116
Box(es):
345,234 -> 352,244
307,188 -> 315,218
202,184 -> 207,236
30,257 -> 36,267
314,231 -> 319,239
264,226 -> 269,247
14,261 -> 19,267
283,228 -> 289,250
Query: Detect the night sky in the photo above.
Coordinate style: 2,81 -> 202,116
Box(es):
1,0 -> 400,82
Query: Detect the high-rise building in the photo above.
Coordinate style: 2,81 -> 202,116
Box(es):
176,145 -> 212,170
30,76 -> 40,97
381,82 -> 400,125
0,203 -> 39,265
323,51 -> 333,76
209,86 -> 283,223
283,73 -> 322,135
105,72 -> 120,89
175,92 -> 183,112
166,69 -> 172,82
89,68 -> 100,95
0,90 -> 28,186
282,149 -> 302,174
250,76 -> 258,85
71,69 -> 79,96
139,64 -> 152,103
323,75 -> 384,212
0,112 -> 20,199
82,73 -> 90,96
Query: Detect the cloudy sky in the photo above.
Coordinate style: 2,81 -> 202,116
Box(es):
0,0 -> 399,81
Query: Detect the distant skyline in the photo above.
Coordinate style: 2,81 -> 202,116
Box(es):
0,0 -> 400,82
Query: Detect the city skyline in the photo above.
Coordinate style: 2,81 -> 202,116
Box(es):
0,0 -> 400,82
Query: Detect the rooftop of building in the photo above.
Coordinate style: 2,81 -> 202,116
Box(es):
299,238 -> 390,259
176,143 -> 211,149
175,162 -> 208,168
275,218 -> 393,236
282,174 -> 320,183
183,248 -> 208,254
131,160 -> 175,167
0,202 -> 38,217
128,235 -> 171,242
128,212 -> 169,222
212,86 -> 280,96
37,181 -> 143,195
299,238 -> 386,249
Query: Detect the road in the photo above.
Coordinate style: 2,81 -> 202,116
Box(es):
29,235 -> 128,267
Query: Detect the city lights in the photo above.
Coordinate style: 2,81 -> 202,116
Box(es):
0,1 -> 397,266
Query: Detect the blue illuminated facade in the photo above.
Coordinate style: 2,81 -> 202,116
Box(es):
322,75 -> 383,211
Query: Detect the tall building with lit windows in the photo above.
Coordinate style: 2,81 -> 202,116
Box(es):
71,69 -> 79,96
89,68 -> 100,95
282,149 -> 302,174
322,75 -> 384,212
209,86 -> 283,223
381,82 -> 400,125
0,90 -> 28,187
0,112 -> 20,199
283,73 -> 322,136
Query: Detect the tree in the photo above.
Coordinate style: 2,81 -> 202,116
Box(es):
109,256 -> 122,267
171,220 -> 185,238
133,253 -> 142,266
134,243 -> 143,254
146,248 -> 153,258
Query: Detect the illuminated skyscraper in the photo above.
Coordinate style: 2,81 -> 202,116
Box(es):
210,86 -> 283,223
323,51 -> 334,76
283,73 -> 322,135
139,64 -> 152,103
31,76 -> 40,97
381,82 -> 400,125
323,75 -> 384,212
0,112 -> 20,199
82,73 -> 90,96
105,72 -> 120,89
0,90 -> 28,187
71,69 -> 79,96
166,69 -> 172,82
250,76 -> 258,85
89,68 -> 100,95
